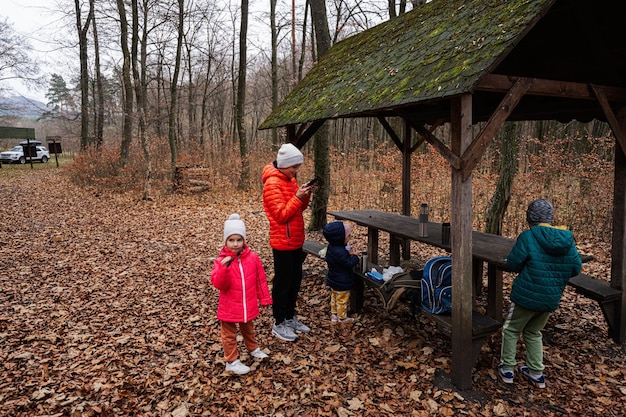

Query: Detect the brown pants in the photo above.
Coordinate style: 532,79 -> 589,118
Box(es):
220,321 -> 258,363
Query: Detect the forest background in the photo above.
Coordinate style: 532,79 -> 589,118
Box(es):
0,0 -> 624,415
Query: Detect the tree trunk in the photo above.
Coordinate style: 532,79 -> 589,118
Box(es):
270,0 -> 279,148
74,0 -> 93,150
168,0 -> 184,172
308,0 -> 331,231
132,0 -> 152,200
236,0 -> 250,190
485,122 -> 519,235
90,0 -> 104,148
116,0 -> 134,167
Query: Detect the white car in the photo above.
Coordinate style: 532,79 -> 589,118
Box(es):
0,142 -> 50,164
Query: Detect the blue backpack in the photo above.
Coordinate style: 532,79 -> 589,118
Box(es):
421,256 -> 452,314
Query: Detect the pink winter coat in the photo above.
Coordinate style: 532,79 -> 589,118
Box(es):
210,245 -> 272,323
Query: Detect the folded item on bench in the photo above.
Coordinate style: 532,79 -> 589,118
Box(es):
382,266 -> 404,282
366,270 -> 384,282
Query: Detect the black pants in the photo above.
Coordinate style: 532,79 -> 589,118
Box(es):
272,248 -> 306,324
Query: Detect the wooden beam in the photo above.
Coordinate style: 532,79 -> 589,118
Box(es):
410,119 -> 442,153
450,94 -> 474,390
461,78 -> 532,181
286,125 -> 296,143
591,85 -> 626,155
478,74 -> 626,101
398,111 -> 462,170
292,120 -> 326,148
377,117 -> 403,150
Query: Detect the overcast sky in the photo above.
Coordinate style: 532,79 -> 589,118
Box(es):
2,0 -> 69,102
2,0 -> 275,104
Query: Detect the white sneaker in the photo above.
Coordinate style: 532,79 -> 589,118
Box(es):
250,347 -> 269,359
225,359 -> 250,375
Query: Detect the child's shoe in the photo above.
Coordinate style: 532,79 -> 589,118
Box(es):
338,317 -> 354,324
225,359 -> 250,375
331,314 -> 338,323
519,365 -> 546,388
250,347 -> 269,360
497,364 -> 514,384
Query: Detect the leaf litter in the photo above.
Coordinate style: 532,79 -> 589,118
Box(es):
0,169 -> 625,416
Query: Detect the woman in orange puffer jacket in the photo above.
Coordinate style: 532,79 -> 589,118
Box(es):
262,143 -> 316,342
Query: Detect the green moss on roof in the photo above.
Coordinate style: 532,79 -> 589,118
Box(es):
260,0 -> 554,129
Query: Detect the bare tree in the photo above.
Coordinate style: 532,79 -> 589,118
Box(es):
116,0 -> 134,166
308,0 -> 332,230
270,0 -> 279,147
485,122 -> 519,235
168,0 -> 185,170
90,0 -> 104,147
236,0 -> 250,190
75,0 -> 94,150
0,18 -> 41,93
131,0 -> 153,200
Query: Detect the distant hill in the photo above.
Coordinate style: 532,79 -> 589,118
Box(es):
0,96 -> 50,119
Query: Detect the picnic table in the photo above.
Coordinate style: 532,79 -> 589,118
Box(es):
329,209 -> 600,320
329,209 -> 514,318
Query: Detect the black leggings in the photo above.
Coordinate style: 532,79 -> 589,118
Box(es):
272,248 -> 305,324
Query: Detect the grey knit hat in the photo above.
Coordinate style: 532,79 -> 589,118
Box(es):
526,199 -> 554,225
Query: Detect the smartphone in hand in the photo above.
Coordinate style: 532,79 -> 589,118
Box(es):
305,177 -> 319,187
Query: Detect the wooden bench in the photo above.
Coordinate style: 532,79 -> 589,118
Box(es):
356,264 -> 501,366
421,310 -> 502,366
302,240 -> 327,258
567,273 -> 622,338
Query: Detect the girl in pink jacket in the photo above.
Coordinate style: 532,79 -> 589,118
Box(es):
211,214 -> 273,375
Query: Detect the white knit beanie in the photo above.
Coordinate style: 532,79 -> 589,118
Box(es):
276,143 -> 304,168
223,214 -> 246,243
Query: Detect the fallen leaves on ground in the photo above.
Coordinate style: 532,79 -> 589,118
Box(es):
0,169 -> 625,416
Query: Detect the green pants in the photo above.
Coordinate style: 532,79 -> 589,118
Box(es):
500,302 -> 550,374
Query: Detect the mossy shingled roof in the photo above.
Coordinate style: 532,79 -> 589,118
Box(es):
260,0 -> 554,129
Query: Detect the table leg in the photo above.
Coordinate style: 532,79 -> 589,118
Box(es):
390,235 -> 401,265
350,275 -> 365,313
402,238 -> 411,260
486,264 -> 503,321
472,259 -> 483,310
472,259 -> 483,298
368,227 -> 379,265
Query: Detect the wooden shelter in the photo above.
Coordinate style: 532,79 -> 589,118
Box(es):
259,0 -> 626,389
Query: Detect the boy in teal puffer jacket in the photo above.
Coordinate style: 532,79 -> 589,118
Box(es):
497,199 -> 582,388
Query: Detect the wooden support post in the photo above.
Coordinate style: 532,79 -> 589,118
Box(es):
402,119 -> 412,260
450,94 -> 475,390
390,235 -> 401,265
610,109 -> 626,348
368,227 -> 379,265
487,264 -> 503,321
